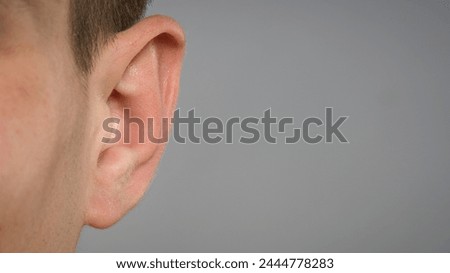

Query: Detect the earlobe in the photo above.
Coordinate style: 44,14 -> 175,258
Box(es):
84,15 -> 185,229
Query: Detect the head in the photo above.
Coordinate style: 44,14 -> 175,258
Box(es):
0,0 -> 185,252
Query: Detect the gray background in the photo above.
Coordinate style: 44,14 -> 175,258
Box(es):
78,0 -> 450,252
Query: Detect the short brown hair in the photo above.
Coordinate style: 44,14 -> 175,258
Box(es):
69,0 -> 150,74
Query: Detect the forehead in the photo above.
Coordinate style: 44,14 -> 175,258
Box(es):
0,0 -> 68,34
0,0 -> 36,11
0,0 -> 66,18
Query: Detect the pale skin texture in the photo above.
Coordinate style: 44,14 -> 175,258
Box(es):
0,1 -> 185,252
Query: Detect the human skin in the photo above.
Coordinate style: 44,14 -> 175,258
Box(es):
0,1 -> 185,252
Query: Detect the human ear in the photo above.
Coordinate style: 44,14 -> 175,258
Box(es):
84,15 -> 185,228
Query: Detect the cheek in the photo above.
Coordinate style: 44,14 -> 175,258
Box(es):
0,122 -> 7,171
0,61 -> 54,177
0,54 -> 86,250
0,65 -> 57,213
